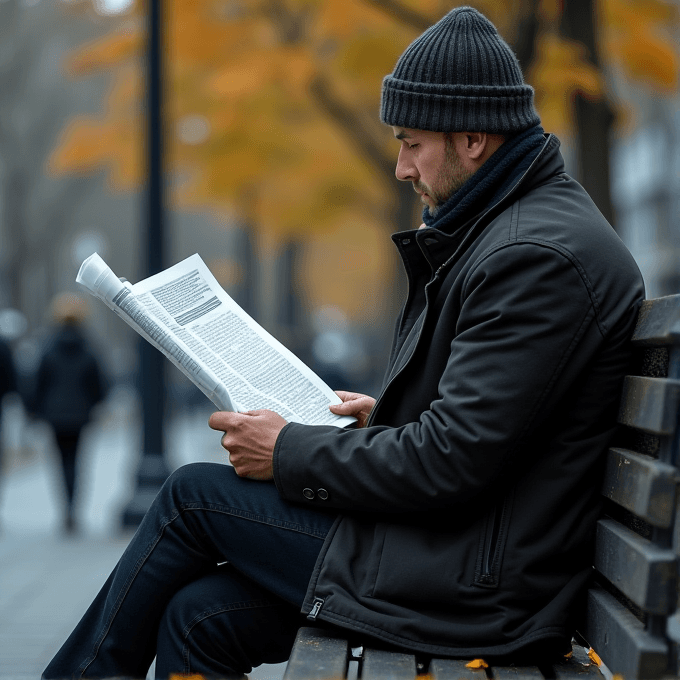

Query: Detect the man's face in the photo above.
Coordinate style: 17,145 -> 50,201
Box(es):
392,128 -> 474,217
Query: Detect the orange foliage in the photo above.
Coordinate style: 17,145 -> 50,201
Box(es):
529,33 -> 603,136
601,0 -> 679,92
587,647 -> 603,666
49,0 -> 679,318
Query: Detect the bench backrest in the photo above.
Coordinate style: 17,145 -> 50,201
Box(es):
585,294 -> 680,678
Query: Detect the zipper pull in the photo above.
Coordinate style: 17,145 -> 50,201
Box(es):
307,597 -> 325,621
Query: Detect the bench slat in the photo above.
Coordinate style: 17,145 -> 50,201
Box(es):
362,647 -> 417,680
282,627 -> 349,680
602,449 -> 677,527
552,644 -> 604,679
594,519 -> 677,614
632,296 -> 680,347
585,586 -> 670,678
617,376 -> 680,436
429,659 -> 488,680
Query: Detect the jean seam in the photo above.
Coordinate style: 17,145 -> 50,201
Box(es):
182,600 -> 288,674
180,503 -> 330,539
77,509 -> 180,677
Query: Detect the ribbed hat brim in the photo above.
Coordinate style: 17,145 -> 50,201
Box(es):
381,75 -> 540,134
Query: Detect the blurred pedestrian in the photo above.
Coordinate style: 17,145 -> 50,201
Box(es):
30,293 -> 107,534
0,332 -> 18,426
0,333 -> 18,530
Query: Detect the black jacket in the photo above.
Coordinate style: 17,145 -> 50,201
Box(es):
33,325 -> 106,432
273,135 -> 645,658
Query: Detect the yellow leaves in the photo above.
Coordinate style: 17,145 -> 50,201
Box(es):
208,45 -> 316,100
528,33 -> 603,135
168,0 -> 253,66
49,117 -> 111,174
602,0 -> 678,92
65,20 -> 143,75
301,210 -> 392,320
466,658 -> 489,669
209,54 -> 273,98
313,0 -> 393,41
587,647 -> 602,666
337,32 -> 403,84
49,63 -> 143,190
278,46 -> 317,91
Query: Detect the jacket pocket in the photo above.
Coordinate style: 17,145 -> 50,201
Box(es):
473,489 -> 514,588
368,518 -> 479,608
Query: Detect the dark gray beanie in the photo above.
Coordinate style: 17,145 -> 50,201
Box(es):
380,6 -> 540,134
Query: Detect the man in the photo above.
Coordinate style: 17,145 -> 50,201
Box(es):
44,7 -> 644,678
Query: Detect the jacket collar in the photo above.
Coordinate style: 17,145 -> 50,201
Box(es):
392,134 -> 564,272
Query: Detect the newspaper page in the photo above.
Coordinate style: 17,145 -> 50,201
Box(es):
76,253 -> 356,428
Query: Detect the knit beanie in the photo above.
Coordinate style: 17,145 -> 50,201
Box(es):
380,6 -> 540,134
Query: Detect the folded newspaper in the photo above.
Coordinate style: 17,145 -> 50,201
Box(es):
76,253 -> 356,428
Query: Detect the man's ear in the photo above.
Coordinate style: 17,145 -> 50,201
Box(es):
460,131 -> 505,166
464,132 -> 487,161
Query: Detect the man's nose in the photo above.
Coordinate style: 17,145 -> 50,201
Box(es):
395,146 -> 417,182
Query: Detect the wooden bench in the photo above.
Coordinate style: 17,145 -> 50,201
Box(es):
282,294 -> 680,680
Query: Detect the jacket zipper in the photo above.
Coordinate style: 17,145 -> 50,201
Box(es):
479,507 -> 502,584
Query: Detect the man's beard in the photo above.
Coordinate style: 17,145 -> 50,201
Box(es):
416,133 -> 474,217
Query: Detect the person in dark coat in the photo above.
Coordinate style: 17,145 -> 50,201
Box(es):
0,333 -> 18,526
44,8 -> 645,678
32,293 -> 106,533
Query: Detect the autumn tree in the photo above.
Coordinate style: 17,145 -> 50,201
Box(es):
0,0 -> 109,327
49,0 -> 679,321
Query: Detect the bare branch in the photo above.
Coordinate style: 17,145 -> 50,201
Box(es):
308,75 -> 395,180
361,0 -> 433,31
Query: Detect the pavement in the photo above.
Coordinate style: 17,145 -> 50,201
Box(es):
0,387 -> 286,680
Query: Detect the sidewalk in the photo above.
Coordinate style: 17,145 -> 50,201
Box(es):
0,388 -> 285,680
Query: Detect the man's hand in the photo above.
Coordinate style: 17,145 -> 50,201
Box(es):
208,410 -> 287,481
329,391 -> 376,428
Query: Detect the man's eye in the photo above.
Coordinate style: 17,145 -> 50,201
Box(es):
409,143 -> 419,149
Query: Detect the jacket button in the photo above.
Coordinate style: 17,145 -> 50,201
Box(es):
402,238 -> 411,245
303,488 -> 315,500
317,488 -> 329,501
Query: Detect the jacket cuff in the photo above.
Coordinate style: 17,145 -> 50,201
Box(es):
272,421 -> 295,498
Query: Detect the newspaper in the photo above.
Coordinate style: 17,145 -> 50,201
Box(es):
76,253 -> 356,428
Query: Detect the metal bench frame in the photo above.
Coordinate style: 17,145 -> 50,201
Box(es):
282,295 -> 680,680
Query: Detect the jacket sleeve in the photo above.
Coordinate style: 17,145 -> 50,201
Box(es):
273,242 -> 603,512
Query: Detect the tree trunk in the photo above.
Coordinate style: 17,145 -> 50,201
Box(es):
560,0 -> 616,226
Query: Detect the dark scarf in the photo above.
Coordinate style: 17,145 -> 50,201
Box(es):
421,124 -> 546,233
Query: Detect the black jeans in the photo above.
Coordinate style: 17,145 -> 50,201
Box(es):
43,463 -> 338,679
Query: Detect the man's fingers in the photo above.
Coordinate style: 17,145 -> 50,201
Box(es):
334,390 -> 356,403
209,410 -> 234,430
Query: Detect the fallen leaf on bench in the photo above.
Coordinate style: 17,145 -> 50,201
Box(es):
466,659 -> 488,669
587,648 -> 602,666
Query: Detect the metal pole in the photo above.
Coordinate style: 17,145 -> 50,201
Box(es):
122,0 -> 170,528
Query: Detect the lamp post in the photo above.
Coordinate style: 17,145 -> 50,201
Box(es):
122,0 -> 170,528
